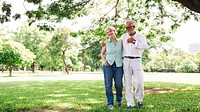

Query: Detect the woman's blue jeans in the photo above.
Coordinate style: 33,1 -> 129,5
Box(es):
103,62 -> 123,106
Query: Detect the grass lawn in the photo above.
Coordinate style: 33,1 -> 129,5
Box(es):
0,80 -> 200,112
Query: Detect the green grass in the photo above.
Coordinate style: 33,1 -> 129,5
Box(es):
0,81 -> 200,112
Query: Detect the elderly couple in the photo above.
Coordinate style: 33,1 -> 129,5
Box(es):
100,19 -> 148,110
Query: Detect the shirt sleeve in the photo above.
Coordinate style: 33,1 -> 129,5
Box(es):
135,34 -> 148,50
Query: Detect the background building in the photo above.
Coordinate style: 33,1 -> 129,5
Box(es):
189,41 -> 200,54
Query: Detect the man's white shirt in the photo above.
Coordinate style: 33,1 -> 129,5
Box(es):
121,31 -> 148,57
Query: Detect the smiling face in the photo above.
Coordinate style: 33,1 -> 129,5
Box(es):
105,26 -> 116,38
125,20 -> 136,36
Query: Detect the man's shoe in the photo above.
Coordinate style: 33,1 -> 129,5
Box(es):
126,105 -> 135,109
107,105 -> 114,110
117,102 -> 122,107
138,101 -> 143,108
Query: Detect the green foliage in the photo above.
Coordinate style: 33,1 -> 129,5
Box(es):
43,27 -> 80,71
26,0 -> 91,22
176,59 -> 198,73
13,24 -> 49,70
14,25 -> 42,53
144,48 -> 192,72
25,0 -> 42,4
88,0 -> 199,57
193,51 -> 200,72
1,0 -> 200,73
79,40 -> 102,71
0,0 -> 92,24
0,1 -> 11,23
0,37 -> 35,75
37,23 -> 56,31
0,44 -> 22,66
25,6 -> 45,20
78,28 -> 103,71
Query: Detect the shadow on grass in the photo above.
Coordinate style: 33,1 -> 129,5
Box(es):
0,81 -> 200,112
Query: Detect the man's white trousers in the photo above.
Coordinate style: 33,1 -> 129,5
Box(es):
123,58 -> 144,106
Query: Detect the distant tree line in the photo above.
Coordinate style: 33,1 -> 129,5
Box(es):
1,0 -> 200,76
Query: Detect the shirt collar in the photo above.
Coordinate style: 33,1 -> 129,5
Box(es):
126,31 -> 138,37
108,38 -> 118,42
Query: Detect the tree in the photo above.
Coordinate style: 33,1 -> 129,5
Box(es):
193,51 -> 200,72
45,27 -> 80,74
144,47 -> 192,72
176,59 -> 198,73
0,0 -> 200,24
79,36 -> 102,72
1,0 -> 200,73
0,37 -> 35,76
13,24 -> 49,73
173,0 -> 200,13
0,0 -> 91,24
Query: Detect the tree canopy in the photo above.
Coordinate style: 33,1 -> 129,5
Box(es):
1,0 -> 200,75
0,0 -> 200,24
173,0 -> 200,13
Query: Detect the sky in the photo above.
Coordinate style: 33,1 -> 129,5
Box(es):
1,0 -> 200,52
172,20 -> 200,52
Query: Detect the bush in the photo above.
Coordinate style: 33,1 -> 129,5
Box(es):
176,59 -> 198,73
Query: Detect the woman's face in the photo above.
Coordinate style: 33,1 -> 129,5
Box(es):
106,29 -> 116,38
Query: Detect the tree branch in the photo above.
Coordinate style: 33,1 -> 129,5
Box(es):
172,0 -> 200,13
100,0 -> 120,19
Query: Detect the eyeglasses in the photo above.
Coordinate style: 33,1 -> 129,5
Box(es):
125,25 -> 135,29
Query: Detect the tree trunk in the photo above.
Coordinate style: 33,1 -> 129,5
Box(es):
63,60 -> 69,75
199,63 -> 200,73
31,62 -> 35,73
62,50 -> 69,75
8,65 -> 12,77
1,66 -> 4,73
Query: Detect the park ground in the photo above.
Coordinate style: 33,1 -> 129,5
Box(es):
0,71 -> 200,85
0,71 -> 200,112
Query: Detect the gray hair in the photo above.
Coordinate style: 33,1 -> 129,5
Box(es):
125,20 -> 136,26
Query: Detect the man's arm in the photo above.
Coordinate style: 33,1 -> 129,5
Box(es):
134,34 -> 148,50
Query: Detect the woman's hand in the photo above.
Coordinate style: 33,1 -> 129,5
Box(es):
103,60 -> 109,66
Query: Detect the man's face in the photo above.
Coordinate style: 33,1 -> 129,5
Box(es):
125,23 -> 135,35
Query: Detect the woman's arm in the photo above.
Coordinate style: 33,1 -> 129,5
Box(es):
100,41 -> 109,66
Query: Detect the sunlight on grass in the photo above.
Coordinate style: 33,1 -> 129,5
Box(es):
45,99 -> 60,103
87,98 -> 102,104
47,94 -> 70,97
0,81 -> 200,112
57,103 -> 75,108
79,93 -> 89,96
18,97 -> 28,99
146,104 -> 154,108
183,86 -> 196,90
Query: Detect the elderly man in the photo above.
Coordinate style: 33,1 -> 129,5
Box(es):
121,19 -> 148,109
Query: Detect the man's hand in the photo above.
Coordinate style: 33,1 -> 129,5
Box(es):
127,37 -> 136,43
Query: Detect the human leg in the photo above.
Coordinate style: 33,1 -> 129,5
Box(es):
103,65 -> 114,106
133,69 -> 144,103
113,66 -> 123,105
131,59 -> 144,102
123,58 -> 134,106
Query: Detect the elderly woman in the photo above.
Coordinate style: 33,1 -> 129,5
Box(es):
100,26 -> 123,110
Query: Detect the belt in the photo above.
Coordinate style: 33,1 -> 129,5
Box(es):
124,56 -> 141,59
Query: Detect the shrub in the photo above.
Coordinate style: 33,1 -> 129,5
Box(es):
176,59 -> 198,73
